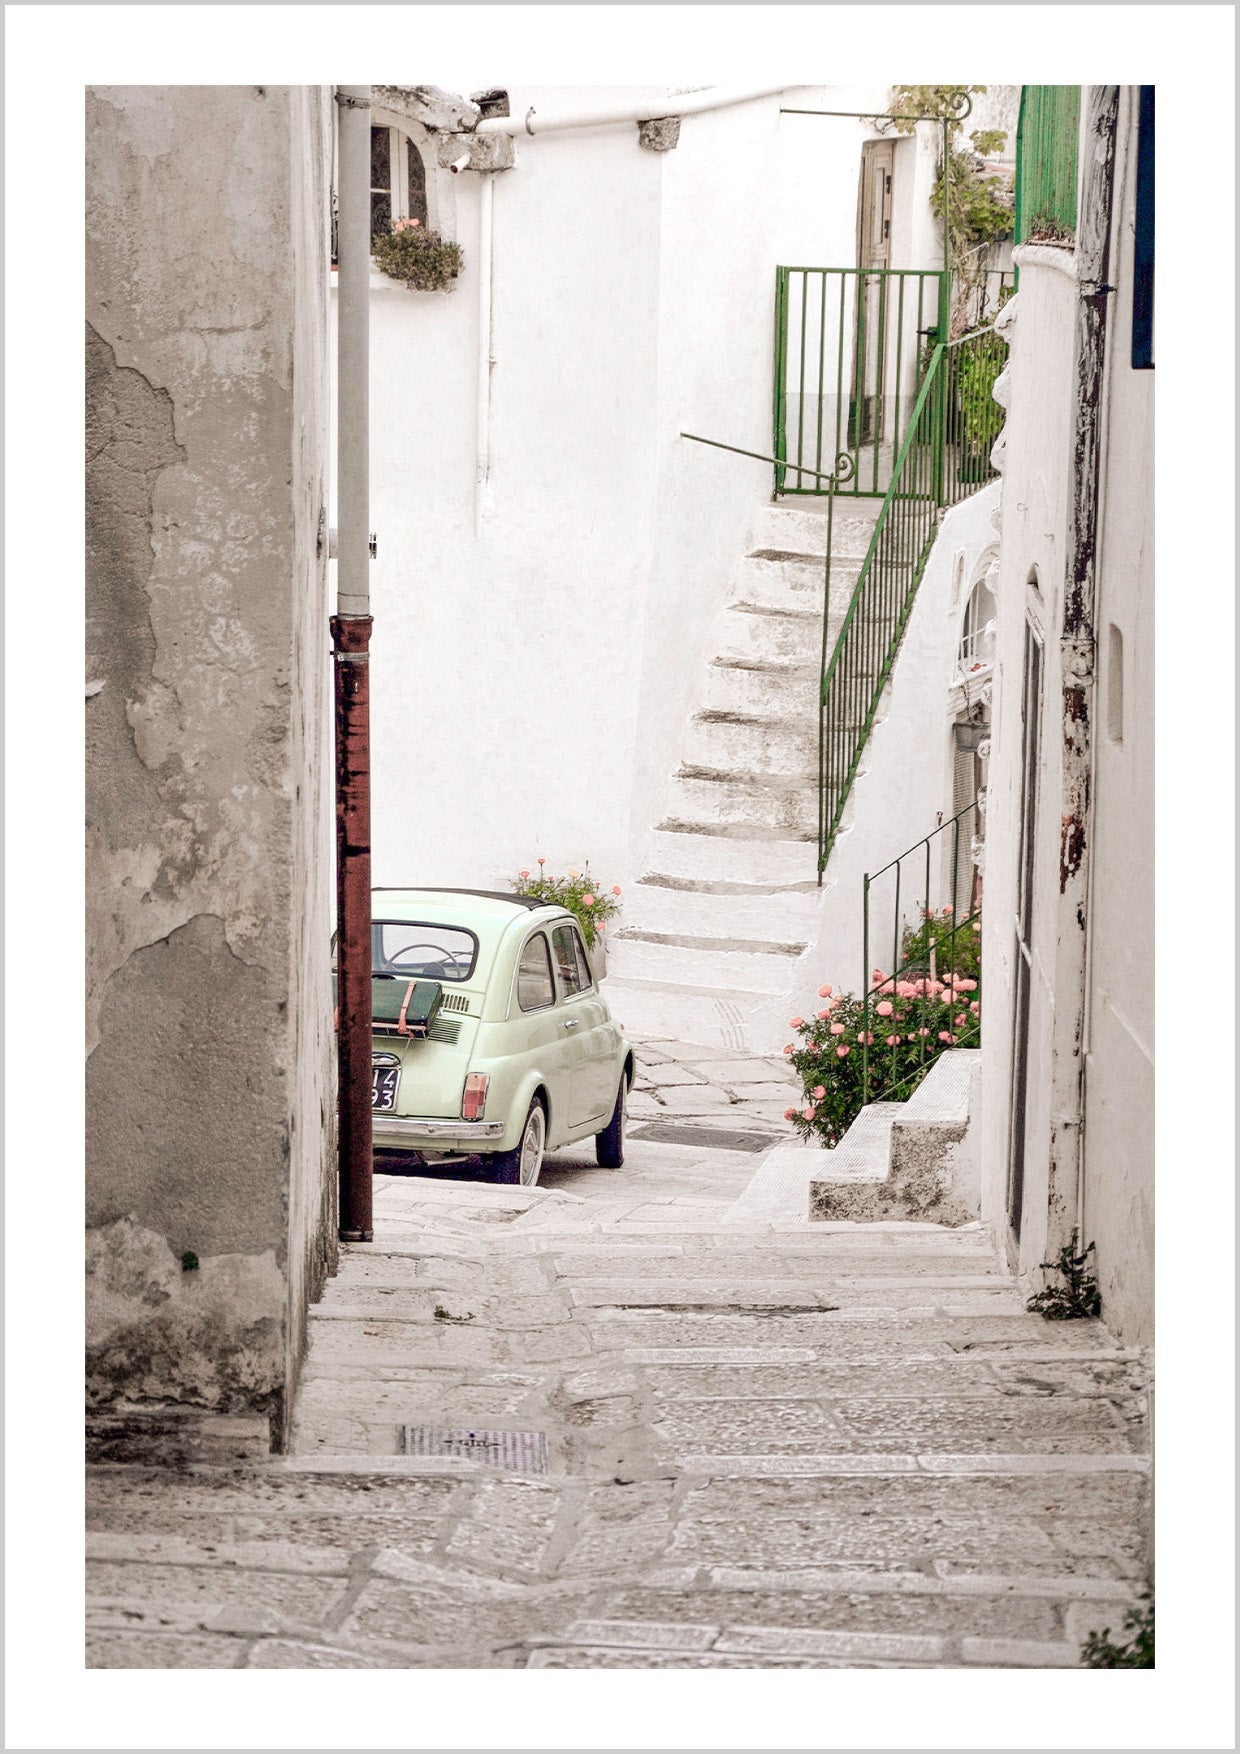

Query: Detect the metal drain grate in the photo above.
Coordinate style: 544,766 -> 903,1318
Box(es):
629,1122 -> 779,1153
398,1427 -> 549,1474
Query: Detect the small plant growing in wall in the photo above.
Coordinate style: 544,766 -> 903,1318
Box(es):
514,861 -> 622,950
1080,1598 -> 1154,1667
372,217 -> 463,291
1026,209 -> 1075,247
1025,1229 -> 1102,1319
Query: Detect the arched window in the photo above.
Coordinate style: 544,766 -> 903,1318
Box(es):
956,576 -> 997,678
370,124 -> 429,239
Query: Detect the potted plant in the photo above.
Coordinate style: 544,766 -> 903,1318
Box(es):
513,861 -> 622,979
371,217 -> 463,292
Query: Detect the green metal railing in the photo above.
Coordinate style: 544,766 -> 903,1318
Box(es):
1015,85 -> 1080,242
817,324 -> 1006,875
775,267 -> 949,497
860,801 -> 982,1106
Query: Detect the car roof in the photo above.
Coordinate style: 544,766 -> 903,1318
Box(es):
371,888 -> 569,928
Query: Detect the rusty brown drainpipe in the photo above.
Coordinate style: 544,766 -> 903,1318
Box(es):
334,84 -> 374,1241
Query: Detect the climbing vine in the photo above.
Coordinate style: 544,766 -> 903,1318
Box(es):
887,85 -> 1014,336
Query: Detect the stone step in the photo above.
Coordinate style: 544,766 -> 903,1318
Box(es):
750,501 -> 884,562
662,774 -> 817,837
682,711 -> 817,777
621,880 -> 819,944
639,828 -> 817,888
605,936 -> 806,995
735,550 -> 862,615
701,658 -> 819,720
715,601 -> 827,664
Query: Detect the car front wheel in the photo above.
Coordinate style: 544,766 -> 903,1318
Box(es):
487,1098 -> 546,1187
595,1073 -> 627,1169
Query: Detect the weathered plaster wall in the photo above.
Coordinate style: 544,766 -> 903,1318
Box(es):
86,85 -> 335,1442
1080,89 -> 1153,1345
979,96 -> 1152,1346
977,250 -> 1078,1280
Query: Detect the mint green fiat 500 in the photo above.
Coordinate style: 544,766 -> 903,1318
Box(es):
362,889 -> 633,1186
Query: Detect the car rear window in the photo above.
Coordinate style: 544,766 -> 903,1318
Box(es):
372,921 -> 478,982
551,922 -> 592,996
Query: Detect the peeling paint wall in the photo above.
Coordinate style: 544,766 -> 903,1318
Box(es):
85,86 -> 335,1441
979,93 -> 1152,1346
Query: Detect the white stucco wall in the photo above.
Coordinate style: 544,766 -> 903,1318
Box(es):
340,84 -> 906,898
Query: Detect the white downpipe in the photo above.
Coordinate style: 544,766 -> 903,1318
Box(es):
474,83 -> 796,139
475,171 -> 494,538
336,85 -> 371,618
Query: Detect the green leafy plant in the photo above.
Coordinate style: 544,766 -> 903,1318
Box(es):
432,1303 -> 474,1324
783,914 -> 982,1147
1081,1599 -> 1154,1667
1026,1230 -> 1102,1320
513,860 -> 622,949
372,218 -> 463,291
1026,208 -> 1075,246
180,1251 -> 199,1273
888,86 -> 1014,336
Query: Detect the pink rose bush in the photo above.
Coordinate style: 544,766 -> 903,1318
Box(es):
784,907 -> 982,1147
513,862 -> 621,949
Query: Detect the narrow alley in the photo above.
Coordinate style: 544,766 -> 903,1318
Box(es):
86,1040 -> 1150,1670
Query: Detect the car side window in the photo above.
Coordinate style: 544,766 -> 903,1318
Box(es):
551,923 -> 588,998
517,932 -> 555,1012
570,927 -> 594,992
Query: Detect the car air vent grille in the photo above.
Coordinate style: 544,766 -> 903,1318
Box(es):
427,1016 -> 463,1044
439,992 -> 471,1014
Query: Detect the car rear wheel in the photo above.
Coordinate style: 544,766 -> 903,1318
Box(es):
595,1073 -> 627,1169
488,1098 -> 546,1187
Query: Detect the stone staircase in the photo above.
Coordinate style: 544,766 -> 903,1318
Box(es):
607,498 -> 887,1049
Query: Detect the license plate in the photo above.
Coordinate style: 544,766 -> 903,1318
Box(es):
371,1066 -> 400,1111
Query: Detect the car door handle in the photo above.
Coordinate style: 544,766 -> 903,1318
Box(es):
562,1018 -> 579,1030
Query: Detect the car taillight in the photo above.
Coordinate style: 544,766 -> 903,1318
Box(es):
462,1073 -> 489,1121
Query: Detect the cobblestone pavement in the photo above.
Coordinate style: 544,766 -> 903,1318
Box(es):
87,1040 -> 1151,1670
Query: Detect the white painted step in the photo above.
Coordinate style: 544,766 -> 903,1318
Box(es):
682,712 -> 817,776
736,551 -> 862,616
716,602 -> 824,665
664,774 -> 818,838
607,936 -> 804,994
749,501 -> 883,561
702,659 -> 818,720
641,828 -> 819,888
621,880 -> 820,943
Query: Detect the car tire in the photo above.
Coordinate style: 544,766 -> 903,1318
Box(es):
594,1073 -> 627,1169
487,1098 -> 546,1187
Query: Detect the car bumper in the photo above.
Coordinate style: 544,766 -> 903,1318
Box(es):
372,1116 -> 506,1146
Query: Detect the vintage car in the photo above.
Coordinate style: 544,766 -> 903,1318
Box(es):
356,888 -> 633,1186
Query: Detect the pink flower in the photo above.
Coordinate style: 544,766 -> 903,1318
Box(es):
829,1022 -> 846,1036
970,1001 -> 980,1015
959,979 -> 978,992
816,1009 -> 830,1020
789,1016 -> 804,1029
836,1044 -> 850,1058
802,1106 -> 816,1121
942,905 -> 954,916
871,968 -> 885,982
919,1028 -> 930,1038
582,894 -> 595,907
938,1031 -> 956,1043
784,1107 -> 798,1121
612,885 -> 622,896
955,1013 -> 967,1026
972,920 -> 981,932
885,1034 -> 900,1047
519,869 -> 530,879
597,921 -> 605,932
818,984 -> 833,998
812,1085 -> 826,1100
538,857 -> 545,867
782,1044 -> 794,1056
569,869 -> 580,879
876,1000 -> 893,1017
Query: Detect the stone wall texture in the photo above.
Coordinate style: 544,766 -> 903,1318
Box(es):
85,85 -> 336,1442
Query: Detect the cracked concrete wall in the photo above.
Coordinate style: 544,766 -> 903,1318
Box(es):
86,86 -> 335,1442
